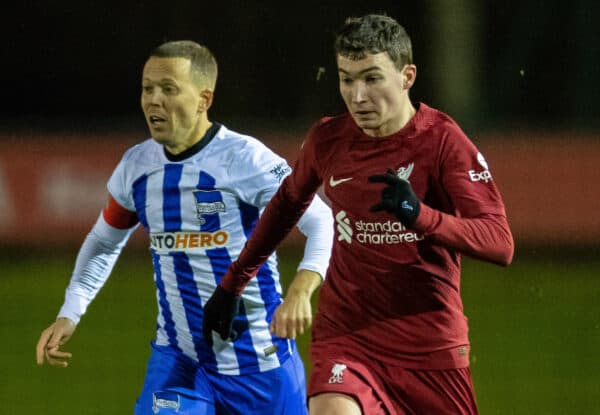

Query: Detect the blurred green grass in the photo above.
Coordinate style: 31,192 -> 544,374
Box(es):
1,247 -> 599,414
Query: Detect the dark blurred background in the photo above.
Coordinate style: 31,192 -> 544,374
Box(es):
4,0 -> 600,131
2,1 -> 600,414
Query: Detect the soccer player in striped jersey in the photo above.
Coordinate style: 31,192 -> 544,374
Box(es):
204,14 -> 514,415
36,40 -> 333,415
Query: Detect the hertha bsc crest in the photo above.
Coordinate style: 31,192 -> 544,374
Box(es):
193,190 -> 225,225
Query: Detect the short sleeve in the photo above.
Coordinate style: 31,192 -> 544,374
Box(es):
229,139 -> 292,208
107,155 -> 136,211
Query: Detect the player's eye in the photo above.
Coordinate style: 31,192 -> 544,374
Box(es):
366,76 -> 382,83
142,86 -> 153,94
163,85 -> 178,95
341,77 -> 353,85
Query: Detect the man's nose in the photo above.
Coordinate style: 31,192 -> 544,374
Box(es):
146,89 -> 163,104
351,82 -> 368,103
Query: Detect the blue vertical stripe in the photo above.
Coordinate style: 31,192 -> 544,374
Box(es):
132,173 -> 179,349
197,171 -> 215,188
163,164 -> 183,232
132,175 -> 149,230
238,201 -> 259,239
206,247 -> 231,285
171,252 -> 214,364
152,251 -> 181,351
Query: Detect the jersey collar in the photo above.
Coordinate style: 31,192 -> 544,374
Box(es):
163,122 -> 221,162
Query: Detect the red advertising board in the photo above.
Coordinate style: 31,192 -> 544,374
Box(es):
1,131 -> 599,247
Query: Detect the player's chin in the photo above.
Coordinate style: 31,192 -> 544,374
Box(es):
150,130 -> 171,145
352,116 -> 380,130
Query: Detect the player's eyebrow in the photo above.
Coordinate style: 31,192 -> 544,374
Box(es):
338,66 -> 382,76
142,76 -> 179,84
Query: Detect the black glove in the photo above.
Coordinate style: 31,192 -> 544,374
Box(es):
368,169 -> 421,227
202,285 -> 241,347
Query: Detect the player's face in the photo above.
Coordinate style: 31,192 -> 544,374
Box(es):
141,57 -> 207,152
337,52 -> 415,137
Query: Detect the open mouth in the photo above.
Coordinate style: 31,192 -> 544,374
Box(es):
149,115 -> 167,126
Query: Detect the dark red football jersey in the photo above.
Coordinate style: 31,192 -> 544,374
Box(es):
233,103 -> 513,369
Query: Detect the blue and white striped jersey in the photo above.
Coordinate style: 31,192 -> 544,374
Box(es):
105,124 -> 332,375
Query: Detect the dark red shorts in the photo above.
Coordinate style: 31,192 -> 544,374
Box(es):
308,353 -> 479,415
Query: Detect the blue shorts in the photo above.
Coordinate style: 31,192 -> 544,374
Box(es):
134,342 -> 308,415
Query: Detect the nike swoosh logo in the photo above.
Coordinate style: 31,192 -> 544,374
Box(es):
329,176 -> 353,187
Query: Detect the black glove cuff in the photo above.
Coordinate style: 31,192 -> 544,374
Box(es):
395,196 -> 420,227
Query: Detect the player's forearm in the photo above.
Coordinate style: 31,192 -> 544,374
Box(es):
58,214 -> 136,323
414,204 -> 514,266
287,269 -> 322,297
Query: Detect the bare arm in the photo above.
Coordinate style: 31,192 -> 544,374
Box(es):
270,269 -> 322,339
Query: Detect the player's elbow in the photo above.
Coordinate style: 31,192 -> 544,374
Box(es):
498,242 -> 514,266
496,232 -> 515,267
490,215 -> 515,266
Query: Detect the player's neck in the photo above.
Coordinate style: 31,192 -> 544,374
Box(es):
165,118 -> 212,155
188,118 -> 213,149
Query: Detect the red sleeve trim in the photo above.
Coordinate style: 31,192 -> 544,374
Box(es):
102,195 -> 139,229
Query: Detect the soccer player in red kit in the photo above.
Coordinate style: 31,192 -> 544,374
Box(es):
203,14 -> 514,415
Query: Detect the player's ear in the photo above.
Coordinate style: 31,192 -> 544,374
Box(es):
402,64 -> 417,90
198,89 -> 214,113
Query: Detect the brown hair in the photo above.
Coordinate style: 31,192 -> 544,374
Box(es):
149,40 -> 218,90
335,14 -> 413,69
